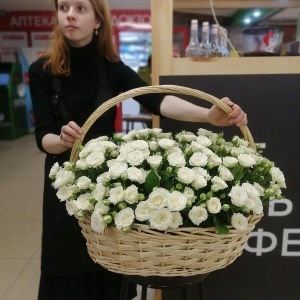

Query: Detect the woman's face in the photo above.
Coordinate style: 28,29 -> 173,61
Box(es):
57,0 -> 100,47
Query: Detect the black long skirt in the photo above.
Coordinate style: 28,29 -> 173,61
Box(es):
38,270 -> 137,300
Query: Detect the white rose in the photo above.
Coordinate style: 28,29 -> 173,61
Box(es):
122,130 -> 137,141
147,188 -> 169,209
244,197 -> 255,211
233,136 -> 249,147
253,182 -> 265,196
76,176 -> 91,190
209,154 -> 222,166
167,152 -> 186,167
242,182 -> 259,198
191,174 -> 207,190
147,155 -> 163,169
218,165 -> 234,181
207,197 -> 222,214
238,153 -> 256,168
65,200 -> 79,216
86,151 -> 105,168
119,143 -> 134,156
96,172 -> 111,184
76,158 -> 88,170
53,169 -> 75,189
208,132 -> 218,143
223,156 -> 238,168
252,197 -> 263,214
149,141 -> 159,151
177,167 -> 195,184
91,212 -> 106,234
109,161 -> 128,179
169,212 -> 183,229
193,167 -> 211,180
189,152 -> 208,167
211,176 -> 228,191
231,146 -> 244,157
176,132 -> 196,143
201,146 -> 214,156
94,200 -> 110,214
136,128 -> 151,137
158,138 -> 175,149
135,201 -> 152,222
231,213 -> 248,231
91,183 -> 107,201
183,187 -> 196,202
190,141 -> 203,152
188,206 -> 208,226
109,186 -> 124,205
127,149 -> 145,166
131,140 -> 149,150
116,152 -> 127,162
101,141 -> 117,151
56,185 -> 73,201
79,141 -> 103,158
49,162 -> 60,179
197,128 -> 213,136
95,136 -> 109,142
270,167 -> 286,188
124,185 -> 139,204
127,167 -> 146,184
106,159 -> 117,168
196,135 -> 212,147
151,128 -> 163,136
114,207 -> 135,229
167,146 -> 182,154
167,191 -> 187,212
74,192 -> 93,210
149,208 -> 173,231
229,186 -> 248,207
271,183 -> 282,197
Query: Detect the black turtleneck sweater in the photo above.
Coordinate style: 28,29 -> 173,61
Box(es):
28,41 -> 165,276
29,40 -> 164,155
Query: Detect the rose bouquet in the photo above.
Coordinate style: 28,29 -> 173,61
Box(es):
49,127 -> 286,235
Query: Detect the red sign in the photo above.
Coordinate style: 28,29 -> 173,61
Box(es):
0,11 -> 56,31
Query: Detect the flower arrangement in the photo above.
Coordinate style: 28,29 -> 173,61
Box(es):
49,127 -> 286,235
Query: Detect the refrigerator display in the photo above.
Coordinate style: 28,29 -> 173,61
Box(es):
119,30 -> 152,72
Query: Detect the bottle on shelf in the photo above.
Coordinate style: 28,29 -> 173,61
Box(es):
218,27 -> 230,57
185,19 -> 201,58
199,21 -> 211,58
210,24 -> 222,57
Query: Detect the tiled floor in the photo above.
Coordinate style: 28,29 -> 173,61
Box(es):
0,134 -> 155,300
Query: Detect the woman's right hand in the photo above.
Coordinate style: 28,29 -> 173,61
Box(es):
60,121 -> 83,149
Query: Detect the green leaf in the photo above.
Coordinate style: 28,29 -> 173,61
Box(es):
214,216 -> 229,234
231,165 -> 245,181
160,171 -> 172,181
145,169 -> 160,194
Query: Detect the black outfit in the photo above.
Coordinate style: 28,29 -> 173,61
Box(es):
29,39 -> 165,300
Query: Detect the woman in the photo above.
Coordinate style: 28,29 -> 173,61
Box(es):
29,0 -> 247,299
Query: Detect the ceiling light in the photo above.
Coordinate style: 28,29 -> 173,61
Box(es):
252,10 -> 261,18
244,17 -> 252,24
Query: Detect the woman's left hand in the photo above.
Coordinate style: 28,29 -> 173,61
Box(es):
208,97 -> 248,127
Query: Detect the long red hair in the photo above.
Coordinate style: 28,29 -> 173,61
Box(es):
40,0 -> 119,76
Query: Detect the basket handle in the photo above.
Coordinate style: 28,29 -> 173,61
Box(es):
70,85 -> 255,162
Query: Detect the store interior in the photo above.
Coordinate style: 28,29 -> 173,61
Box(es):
0,1 -> 300,300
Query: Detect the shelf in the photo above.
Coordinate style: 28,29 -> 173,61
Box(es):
172,56 -> 300,75
150,0 -> 300,126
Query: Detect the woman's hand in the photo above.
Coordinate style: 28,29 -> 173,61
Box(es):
208,97 -> 248,127
60,121 -> 83,149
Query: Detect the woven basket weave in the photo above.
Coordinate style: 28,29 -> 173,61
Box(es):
71,85 -> 261,277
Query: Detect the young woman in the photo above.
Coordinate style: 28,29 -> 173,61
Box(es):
29,0 -> 248,299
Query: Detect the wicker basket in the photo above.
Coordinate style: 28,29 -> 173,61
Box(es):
78,214 -> 262,277
71,85 -> 261,277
